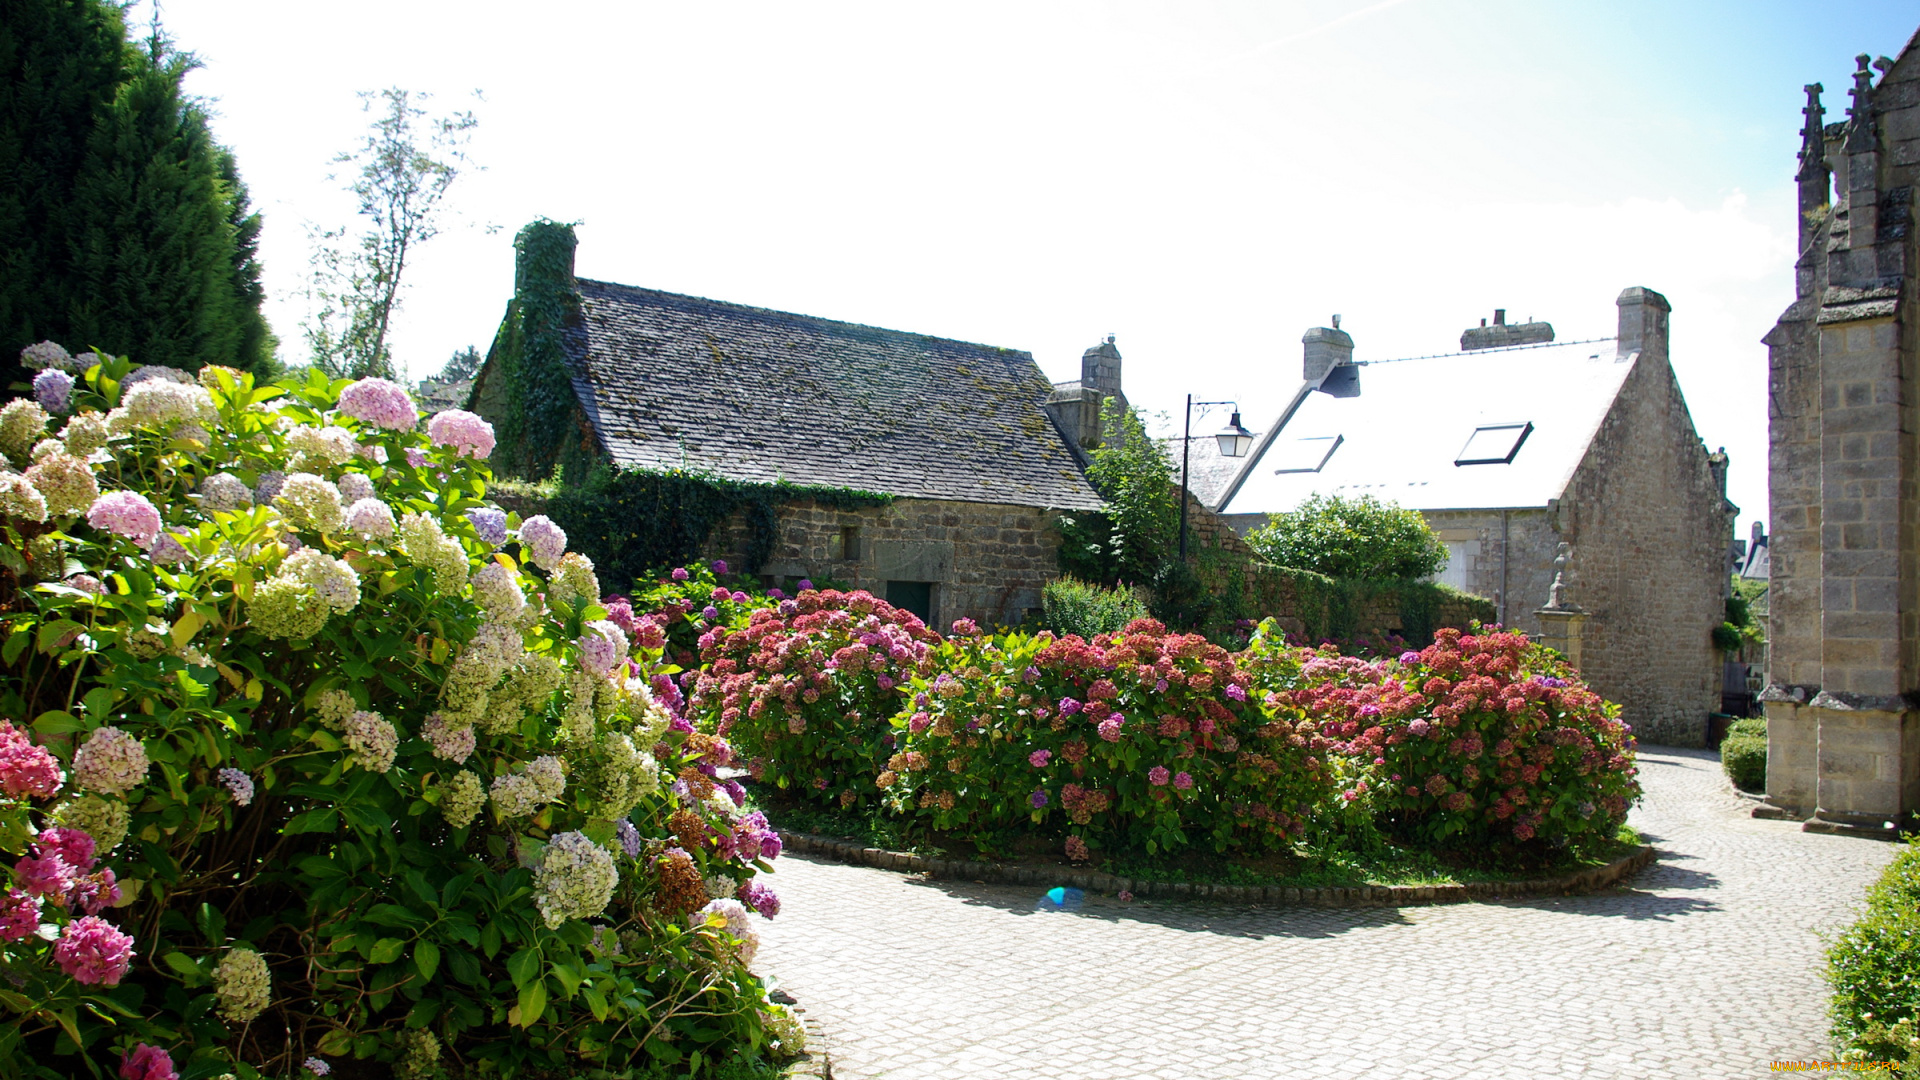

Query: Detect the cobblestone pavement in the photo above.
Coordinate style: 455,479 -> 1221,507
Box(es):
754,748 -> 1900,1079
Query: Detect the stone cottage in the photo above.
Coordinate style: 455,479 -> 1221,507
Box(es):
468,222 -> 1103,629
1759,31 -> 1920,834
1185,292 -> 1737,746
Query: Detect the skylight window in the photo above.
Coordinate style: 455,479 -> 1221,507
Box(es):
1272,435 -> 1343,474
1455,422 -> 1533,466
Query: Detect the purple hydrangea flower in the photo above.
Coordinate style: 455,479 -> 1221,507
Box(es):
1399,650 -> 1422,664
426,409 -> 495,458
797,578 -> 813,591
217,767 -> 254,806
671,567 -> 689,582
33,369 -> 73,414
1147,766 -> 1171,786
403,447 -> 428,469
711,559 -> 728,575
616,818 -> 642,857
702,605 -> 720,620
740,879 -> 780,918
466,507 -> 508,546
1030,788 -> 1049,808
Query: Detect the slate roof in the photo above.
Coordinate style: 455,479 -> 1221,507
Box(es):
1211,338 -> 1634,516
561,279 -> 1104,511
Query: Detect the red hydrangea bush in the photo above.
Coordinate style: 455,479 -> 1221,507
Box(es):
1244,624 -> 1639,853
0,353 -> 802,1078
688,589 -> 939,808
881,618 -> 1358,858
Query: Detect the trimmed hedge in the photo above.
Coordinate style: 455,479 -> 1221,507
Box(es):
1829,842 -> 1920,1075
1720,733 -> 1767,792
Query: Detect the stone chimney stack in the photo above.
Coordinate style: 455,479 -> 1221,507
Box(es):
1081,335 -> 1124,402
1615,286 -> 1671,359
1302,324 -> 1353,383
1461,310 -> 1554,350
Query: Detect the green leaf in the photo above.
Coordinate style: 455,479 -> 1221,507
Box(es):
582,981 -> 610,1021
316,1028 -> 353,1056
413,941 -> 440,982
284,808 -> 338,834
368,937 -> 405,965
507,946 -> 541,990
31,710 -> 84,735
35,619 -> 82,652
195,902 -> 227,946
363,903 -> 424,929
549,960 -> 583,998
516,980 -> 547,1027
162,952 -> 202,982
405,997 -> 441,1029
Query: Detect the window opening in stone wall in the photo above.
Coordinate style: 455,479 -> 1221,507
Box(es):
840,525 -> 862,561
1272,434 -> 1343,474
1455,422 -> 1533,466
885,581 -> 934,625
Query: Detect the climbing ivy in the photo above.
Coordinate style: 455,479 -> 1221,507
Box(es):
489,219 -> 582,479
547,465 -> 893,592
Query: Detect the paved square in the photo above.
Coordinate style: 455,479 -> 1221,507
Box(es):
755,748 -> 1899,1078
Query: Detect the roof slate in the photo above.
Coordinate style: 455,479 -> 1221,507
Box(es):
562,279 -> 1103,511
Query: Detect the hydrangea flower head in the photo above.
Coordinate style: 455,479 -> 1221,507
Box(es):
466,507 -> 508,546
711,559 -> 728,575
342,711 -> 398,773
1173,771 -> 1194,790
304,1059 -> 331,1077
0,398 -> 50,463
0,721 -> 62,798
211,945 -> 272,1022
149,532 -> 191,565
51,796 -> 127,852
26,452 -> 98,517
0,471 -> 47,522
671,567 -> 689,582
72,726 -> 148,795
533,831 -> 618,928
34,368 -> 73,414
118,1043 -> 177,1080
421,713 -> 476,763
21,341 -> 76,372
53,914 -> 133,985
518,515 -> 567,570
345,497 -> 396,540
337,377 -> 419,431
576,620 -> 628,674
0,888 -> 40,941
689,897 -> 758,964
427,409 -> 495,458
1028,749 -> 1050,768
439,771 -> 485,829
739,878 -> 780,918
87,491 -> 162,547
336,472 -> 375,503
274,473 -> 345,534
1147,765 -> 1171,786
217,768 -> 254,806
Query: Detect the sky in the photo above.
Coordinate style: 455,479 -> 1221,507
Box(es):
133,0 -> 1920,534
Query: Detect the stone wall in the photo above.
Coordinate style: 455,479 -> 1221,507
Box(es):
702,497 -> 1063,631
1423,508 -> 1560,634
1552,292 -> 1734,747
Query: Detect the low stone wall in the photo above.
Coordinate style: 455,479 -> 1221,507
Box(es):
779,830 -> 1656,906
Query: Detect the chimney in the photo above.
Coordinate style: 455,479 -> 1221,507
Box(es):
514,219 -> 578,294
1750,519 -> 1766,549
1302,323 -> 1353,383
1080,335 -> 1124,402
1615,286 -> 1671,358
1461,310 -> 1554,351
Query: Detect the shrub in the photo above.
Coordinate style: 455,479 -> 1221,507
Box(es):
1242,623 -> 1639,855
1720,733 -> 1768,792
689,589 -> 939,808
1040,577 -> 1149,639
1245,493 -> 1447,580
1829,843 -> 1920,1075
0,356 -> 795,1077
1056,401 -> 1180,588
880,619 -> 1363,859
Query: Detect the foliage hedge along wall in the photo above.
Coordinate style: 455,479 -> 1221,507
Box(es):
686,583 -> 1640,862
0,350 -> 802,1079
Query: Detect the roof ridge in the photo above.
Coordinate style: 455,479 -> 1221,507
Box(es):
574,277 -> 1035,359
1358,335 -> 1618,366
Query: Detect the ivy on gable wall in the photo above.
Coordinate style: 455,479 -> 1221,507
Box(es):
548,465 -> 893,592
487,219 -> 583,480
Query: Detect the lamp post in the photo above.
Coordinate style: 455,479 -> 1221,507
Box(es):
1178,395 -> 1256,561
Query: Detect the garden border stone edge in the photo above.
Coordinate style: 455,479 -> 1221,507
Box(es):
774,831 -> 1658,907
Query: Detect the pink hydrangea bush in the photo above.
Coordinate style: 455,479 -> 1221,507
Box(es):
883,618 -> 1342,858
689,587 -> 938,807
1242,623 -> 1639,853
0,354 -> 796,1076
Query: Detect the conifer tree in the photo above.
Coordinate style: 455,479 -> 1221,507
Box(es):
0,2 -> 274,386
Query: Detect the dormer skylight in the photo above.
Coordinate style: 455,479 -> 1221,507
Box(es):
1455,422 -> 1533,465
1273,434 -> 1343,473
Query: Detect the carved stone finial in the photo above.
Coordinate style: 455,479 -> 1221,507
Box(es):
1847,55 -> 1878,154
1798,83 -> 1826,179
1545,542 -> 1573,610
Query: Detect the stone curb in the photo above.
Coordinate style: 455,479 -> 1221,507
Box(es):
775,831 -> 1657,907
779,1005 -> 832,1078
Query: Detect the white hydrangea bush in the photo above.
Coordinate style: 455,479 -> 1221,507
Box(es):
0,356 -> 795,1078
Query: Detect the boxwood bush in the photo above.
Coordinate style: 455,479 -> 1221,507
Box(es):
1829,842 -> 1920,1075
1720,717 -> 1768,792
0,352 -> 800,1078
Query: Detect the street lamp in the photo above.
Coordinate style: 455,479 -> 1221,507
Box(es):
1179,396 -> 1254,561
